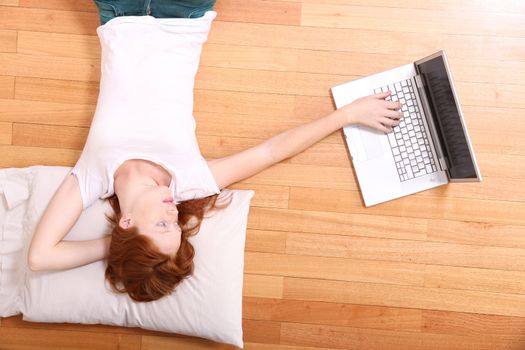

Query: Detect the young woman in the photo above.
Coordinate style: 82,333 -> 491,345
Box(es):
27,0 -> 402,302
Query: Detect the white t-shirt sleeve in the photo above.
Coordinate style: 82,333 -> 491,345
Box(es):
70,159 -> 105,210
171,156 -> 220,202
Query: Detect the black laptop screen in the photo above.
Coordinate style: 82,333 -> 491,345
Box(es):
417,56 -> 477,179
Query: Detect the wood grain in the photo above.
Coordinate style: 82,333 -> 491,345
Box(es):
2,1 -> 525,349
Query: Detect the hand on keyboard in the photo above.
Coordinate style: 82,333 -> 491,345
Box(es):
339,91 -> 403,133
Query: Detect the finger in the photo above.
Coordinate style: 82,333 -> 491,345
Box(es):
384,109 -> 402,119
377,123 -> 392,133
385,100 -> 402,110
382,117 -> 400,127
374,91 -> 391,99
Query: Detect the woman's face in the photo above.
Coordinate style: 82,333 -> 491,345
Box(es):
124,185 -> 182,255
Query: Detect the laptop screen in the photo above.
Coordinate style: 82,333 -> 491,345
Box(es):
416,55 -> 478,180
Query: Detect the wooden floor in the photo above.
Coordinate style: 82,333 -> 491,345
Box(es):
1,0 -> 525,349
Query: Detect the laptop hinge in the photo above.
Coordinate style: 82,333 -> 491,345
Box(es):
415,74 -> 425,89
414,73 -> 449,171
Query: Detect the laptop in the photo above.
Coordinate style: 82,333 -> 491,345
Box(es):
331,51 -> 482,207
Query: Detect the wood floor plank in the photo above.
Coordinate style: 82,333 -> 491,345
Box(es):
248,207 -> 525,249
12,122 -> 87,149
0,29 -> 16,52
215,0 -> 301,26
209,22 -> 525,61
0,327 -> 141,350
245,230 -> 287,254
280,321 -> 525,350
422,310 -> 525,336
243,319 -> 281,345
281,0 -> 525,15
231,184 -> 290,209
19,0 -> 97,12
0,121 -> 12,144
243,274 -> 284,299
243,297 -> 422,331
427,220 -> 525,249
248,207 -> 429,241
0,75 -> 15,98
425,265 -> 525,295
283,277 -> 525,318
285,233 -> 525,273
288,187 -> 525,225
142,334 -> 236,349
301,4 -> 525,37
0,98 -> 95,126
245,251 -> 425,286
0,145 -> 79,167
17,30 -> 99,58
0,52 -> 99,81
471,152 -> 524,179
0,6 -> 99,34
0,0 -> 19,6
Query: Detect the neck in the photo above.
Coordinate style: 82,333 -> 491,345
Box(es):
114,168 -> 158,215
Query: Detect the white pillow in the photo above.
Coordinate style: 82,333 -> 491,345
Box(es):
0,166 -> 253,348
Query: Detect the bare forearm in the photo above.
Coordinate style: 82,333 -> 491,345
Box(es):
265,109 -> 347,163
29,236 -> 111,271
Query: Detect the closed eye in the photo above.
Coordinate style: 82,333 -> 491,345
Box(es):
156,221 -> 169,228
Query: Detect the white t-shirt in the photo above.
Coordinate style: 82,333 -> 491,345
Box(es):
71,11 -> 220,209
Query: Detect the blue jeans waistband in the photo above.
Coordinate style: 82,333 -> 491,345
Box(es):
93,0 -> 216,25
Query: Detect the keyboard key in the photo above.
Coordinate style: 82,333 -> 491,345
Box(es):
405,165 -> 413,178
414,170 -> 426,177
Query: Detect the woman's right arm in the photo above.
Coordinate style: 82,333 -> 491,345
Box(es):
27,173 -> 111,271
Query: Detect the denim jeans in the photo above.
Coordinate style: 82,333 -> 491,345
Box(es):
93,0 -> 216,25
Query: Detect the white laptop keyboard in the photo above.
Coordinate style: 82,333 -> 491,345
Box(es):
374,78 -> 438,182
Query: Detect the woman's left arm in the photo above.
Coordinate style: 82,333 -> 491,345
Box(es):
208,91 -> 402,189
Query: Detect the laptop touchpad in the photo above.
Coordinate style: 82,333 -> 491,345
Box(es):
359,128 -> 386,160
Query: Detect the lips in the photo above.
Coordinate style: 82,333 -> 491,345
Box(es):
162,196 -> 174,203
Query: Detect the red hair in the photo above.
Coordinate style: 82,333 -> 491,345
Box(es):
104,192 -> 230,302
